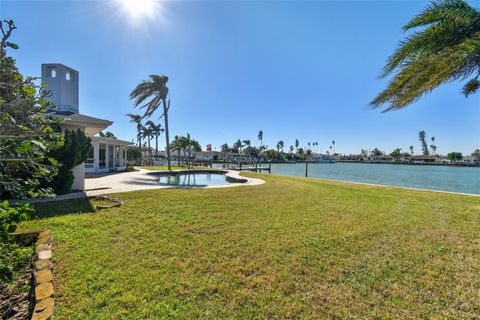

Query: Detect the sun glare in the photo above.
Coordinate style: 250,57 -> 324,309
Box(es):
116,0 -> 159,21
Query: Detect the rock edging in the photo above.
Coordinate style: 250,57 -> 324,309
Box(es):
31,230 -> 54,320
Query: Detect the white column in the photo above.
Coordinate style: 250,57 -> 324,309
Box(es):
105,144 -> 109,170
113,145 -> 117,170
124,147 -> 128,166
93,141 -> 100,173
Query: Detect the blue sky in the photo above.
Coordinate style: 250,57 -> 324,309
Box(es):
2,0 -> 479,155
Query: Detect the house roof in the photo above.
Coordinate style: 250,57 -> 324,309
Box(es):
52,112 -> 113,136
91,135 -> 133,146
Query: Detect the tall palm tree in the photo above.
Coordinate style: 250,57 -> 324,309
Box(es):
276,140 -> 284,153
141,125 -> 154,158
431,136 -> 436,155
295,139 -> 300,153
190,139 -> 202,168
126,113 -> 142,147
233,139 -> 242,154
419,131 -> 429,156
332,140 -> 335,154
258,130 -> 263,149
171,135 -> 182,166
371,0 -> 480,111
130,75 -> 172,170
410,145 -> 414,156
145,120 -> 163,157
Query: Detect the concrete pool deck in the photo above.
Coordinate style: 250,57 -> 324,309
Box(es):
84,168 -> 265,196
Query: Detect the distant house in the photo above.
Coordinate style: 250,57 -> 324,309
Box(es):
42,63 -> 133,190
411,155 -> 437,164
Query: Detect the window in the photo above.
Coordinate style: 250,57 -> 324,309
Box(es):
65,70 -> 71,81
48,66 -> 56,78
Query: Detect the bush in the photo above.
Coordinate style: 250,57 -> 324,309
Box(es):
48,129 -> 92,194
0,201 -> 33,282
0,242 -> 33,282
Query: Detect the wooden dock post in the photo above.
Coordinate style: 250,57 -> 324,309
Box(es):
305,162 -> 308,177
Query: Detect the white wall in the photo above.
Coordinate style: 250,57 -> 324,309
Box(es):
71,163 -> 85,191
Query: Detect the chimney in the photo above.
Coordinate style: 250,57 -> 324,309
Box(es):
41,63 -> 79,113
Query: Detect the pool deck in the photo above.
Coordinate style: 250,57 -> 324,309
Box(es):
84,168 -> 265,196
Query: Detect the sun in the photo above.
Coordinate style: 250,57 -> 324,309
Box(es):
116,0 -> 159,21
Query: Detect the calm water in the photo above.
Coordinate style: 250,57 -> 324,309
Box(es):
269,163 -> 480,195
158,173 -> 231,186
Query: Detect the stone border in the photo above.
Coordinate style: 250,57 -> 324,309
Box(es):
31,230 -> 54,320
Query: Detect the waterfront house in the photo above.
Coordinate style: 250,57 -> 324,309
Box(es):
42,63 -> 132,190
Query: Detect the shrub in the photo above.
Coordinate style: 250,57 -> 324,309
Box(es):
48,129 -> 92,194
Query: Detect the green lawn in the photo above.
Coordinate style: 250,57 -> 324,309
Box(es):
19,174 -> 480,319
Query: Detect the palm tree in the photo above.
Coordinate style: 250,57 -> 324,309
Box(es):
233,139 -> 242,154
332,140 -> 335,154
431,136 -> 436,155
276,140 -> 284,153
130,75 -> 172,170
171,135 -> 183,166
242,139 -> 251,154
371,0 -> 480,111
220,143 -> 230,153
258,130 -> 263,149
410,145 -> 414,156
419,131 -> 429,156
126,113 -> 142,147
141,125 -> 154,158
145,121 -> 163,158
295,139 -> 300,153
290,145 -> 294,153
190,139 -> 202,167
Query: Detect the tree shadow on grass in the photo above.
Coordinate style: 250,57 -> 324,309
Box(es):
33,197 -> 96,219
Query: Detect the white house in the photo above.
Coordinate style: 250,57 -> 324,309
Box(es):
42,63 -> 133,191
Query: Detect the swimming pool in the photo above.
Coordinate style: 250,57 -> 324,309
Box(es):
151,170 -> 246,187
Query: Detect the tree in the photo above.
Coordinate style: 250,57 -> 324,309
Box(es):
220,143 -> 230,153
409,145 -> 414,156
141,125 -> 154,158
289,145 -> 294,153
130,75 -> 172,170
419,131 -> 429,156
190,139 -> 202,166
170,135 -> 183,166
127,147 -> 143,163
258,130 -> 263,149
126,113 -> 142,147
1,20 -> 62,200
276,140 -> 284,153
371,0 -> 480,111
390,148 -> 402,159
99,131 -> 116,139
431,136 -> 437,155
447,152 -> 463,162
371,148 -> 383,157
265,149 -> 277,160
233,139 -> 242,154
472,149 -> 480,165
145,120 -> 163,157
295,139 -> 300,153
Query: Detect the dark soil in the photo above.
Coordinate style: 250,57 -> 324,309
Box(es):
0,252 -> 34,320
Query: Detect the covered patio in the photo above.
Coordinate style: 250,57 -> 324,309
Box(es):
86,136 -> 133,173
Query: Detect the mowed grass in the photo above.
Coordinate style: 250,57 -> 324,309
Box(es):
19,174 -> 480,319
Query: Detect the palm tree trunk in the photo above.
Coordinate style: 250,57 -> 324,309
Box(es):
155,134 -> 158,158
163,99 -> 172,171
